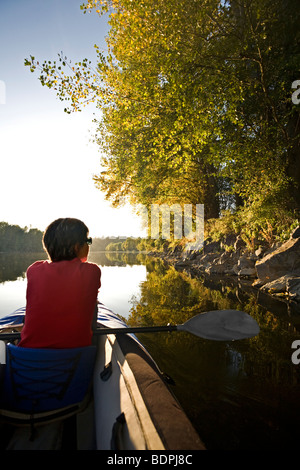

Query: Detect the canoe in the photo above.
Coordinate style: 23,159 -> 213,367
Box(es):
0,303 -> 205,451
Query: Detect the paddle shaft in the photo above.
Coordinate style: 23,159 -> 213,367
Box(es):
0,325 -> 178,342
95,325 -> 178,335
0,309 -> 260,342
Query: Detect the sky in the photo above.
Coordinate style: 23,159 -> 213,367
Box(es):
0,0 -> 146,238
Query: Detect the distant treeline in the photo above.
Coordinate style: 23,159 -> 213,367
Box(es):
104,238 -> 140,252
0,222 -> 146,253
104,237 -> 169,253
90,236 -> 132,252
0,222 -> 44,253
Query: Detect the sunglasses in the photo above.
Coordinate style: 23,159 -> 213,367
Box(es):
85,237 -> 93,245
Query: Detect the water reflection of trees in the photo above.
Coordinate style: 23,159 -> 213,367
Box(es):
0,253 -> 47,283
127,259 -> 300,384
127,262 -> 253,327
127,259 -> 300,338
98,251 -> 147,266
126,261 -> 300,449
0,251 -> 146,283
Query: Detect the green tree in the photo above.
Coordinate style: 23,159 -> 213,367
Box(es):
25,0 -> 300,235
0,222 -> 43,253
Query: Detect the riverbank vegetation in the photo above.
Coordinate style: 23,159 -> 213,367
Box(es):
25,0 -> 300,245
103,213 -> 300,256
0,222 -> 43,253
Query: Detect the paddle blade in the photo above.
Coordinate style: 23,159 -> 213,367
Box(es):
178,310 -> 260,341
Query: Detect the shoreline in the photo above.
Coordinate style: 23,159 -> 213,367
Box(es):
147,226 -> 300,305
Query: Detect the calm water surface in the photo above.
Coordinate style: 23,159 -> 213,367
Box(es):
0,252 -> 146,319
1,251 -> 300,450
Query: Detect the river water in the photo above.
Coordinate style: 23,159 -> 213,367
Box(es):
1,251 -> 300,450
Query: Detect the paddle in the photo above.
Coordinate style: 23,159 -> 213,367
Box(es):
0,309 -> 259,342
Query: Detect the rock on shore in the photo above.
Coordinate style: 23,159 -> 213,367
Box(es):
253,228 -> 300,301
166,226 -> 300,302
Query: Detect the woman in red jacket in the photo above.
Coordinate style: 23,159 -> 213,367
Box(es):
19,218 -> 101,349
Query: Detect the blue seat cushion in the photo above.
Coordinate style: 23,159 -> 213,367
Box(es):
1,343 -> 97,413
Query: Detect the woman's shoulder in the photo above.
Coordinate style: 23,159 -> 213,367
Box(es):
80,261 -> 101,287
87,261 -> 101,272
26,260 -> 50,278
27,260 -> 49,271
81,260 -> 101,274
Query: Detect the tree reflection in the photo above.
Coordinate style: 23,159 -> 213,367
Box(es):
127,261 -> 246,327
124,259 -> 300,449
0,252 -> 47,283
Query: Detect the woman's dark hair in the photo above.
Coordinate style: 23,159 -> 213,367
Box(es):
43,218 -> 89,261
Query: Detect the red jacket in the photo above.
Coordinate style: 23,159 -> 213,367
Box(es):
19,258 -> 101,348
